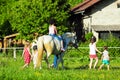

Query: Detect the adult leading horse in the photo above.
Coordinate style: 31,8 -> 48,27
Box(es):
35,32 -> 78,69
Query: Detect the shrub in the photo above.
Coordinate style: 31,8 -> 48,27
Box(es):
97,35 -> 120,57
85,32 -> 93,41
74,34 -> 120,58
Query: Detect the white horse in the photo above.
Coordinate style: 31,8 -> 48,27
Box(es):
35,32 -> 78,69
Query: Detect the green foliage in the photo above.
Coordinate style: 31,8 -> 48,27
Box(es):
85,32 -> 93,41
72,34 -> 120,58
68,0 -> 84,7
0,54 -> 120,80
97,35 -> 120,57
0,0 -> 14,38
0,0 -> 85,40
0,0 -> 72,40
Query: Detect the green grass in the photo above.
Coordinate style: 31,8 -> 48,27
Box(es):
0,53 -> 120,80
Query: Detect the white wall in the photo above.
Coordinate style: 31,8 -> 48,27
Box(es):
83,0 -> 120,40
91,0 -> 120,25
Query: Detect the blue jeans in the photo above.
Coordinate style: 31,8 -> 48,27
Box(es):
53,55 -> 58,68
49,34 -> 62,41
49,34 -> 62,68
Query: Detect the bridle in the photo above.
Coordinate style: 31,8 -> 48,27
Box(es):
72,35 -> 78,49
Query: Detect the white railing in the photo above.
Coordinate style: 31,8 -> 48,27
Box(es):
0,47 -> 120,59
0,47 -> 24,60
78,47 -> 120,49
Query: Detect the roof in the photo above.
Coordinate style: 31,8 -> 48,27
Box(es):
92,25 -> 120,31
70,0 -> 101,13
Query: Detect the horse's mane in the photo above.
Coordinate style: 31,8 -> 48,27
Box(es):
62,32 -> 75,38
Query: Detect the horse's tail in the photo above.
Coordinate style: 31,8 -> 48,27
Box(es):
36,36 -> 44,69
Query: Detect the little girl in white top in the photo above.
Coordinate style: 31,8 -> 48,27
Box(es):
89,36 -> 102,69
98,46 -> 110,70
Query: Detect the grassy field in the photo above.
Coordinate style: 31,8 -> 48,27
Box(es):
0,53 -> 120,80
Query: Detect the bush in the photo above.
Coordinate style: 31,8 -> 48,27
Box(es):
97,35 -> 120,57
73,34 -> 120,58
85,32 -> 93,41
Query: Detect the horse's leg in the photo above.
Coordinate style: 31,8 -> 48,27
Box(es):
53,55 -> 59,68
57,53 -> 64,69
36,37 -> 44,69
44,43 -> 53,69
61,57 -> 64,69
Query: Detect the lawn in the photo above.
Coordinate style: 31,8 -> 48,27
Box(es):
0,53 -> 120,80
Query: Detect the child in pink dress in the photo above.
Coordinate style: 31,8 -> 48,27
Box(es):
22,41 -> 31,68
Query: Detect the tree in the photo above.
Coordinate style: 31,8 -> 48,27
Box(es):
68,0 -> 84,7
0,0 -> 18,38
8,0 -> 70,40
0,0 -> 84,40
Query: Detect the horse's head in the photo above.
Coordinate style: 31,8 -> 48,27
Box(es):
62,32 -> 78,49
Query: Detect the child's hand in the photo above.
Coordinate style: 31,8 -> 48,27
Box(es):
99,51 -> 102,54
100,52 -> 103,54
31,57 -> 33,61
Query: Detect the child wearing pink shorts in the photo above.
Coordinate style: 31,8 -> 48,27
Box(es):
89,36 -> 102,69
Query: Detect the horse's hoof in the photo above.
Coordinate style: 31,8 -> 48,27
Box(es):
50,64 -> 54,68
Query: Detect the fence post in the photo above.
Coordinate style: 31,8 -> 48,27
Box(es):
13,48 -> 16,60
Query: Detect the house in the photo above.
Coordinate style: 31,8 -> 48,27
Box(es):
70,0 -> 120,41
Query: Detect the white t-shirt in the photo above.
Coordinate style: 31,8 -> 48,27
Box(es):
102,50 -> 109,60
49,25 -> 56,35
89,43 -> 96,55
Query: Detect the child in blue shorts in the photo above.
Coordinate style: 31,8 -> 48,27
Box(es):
98,46 -> 110,70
